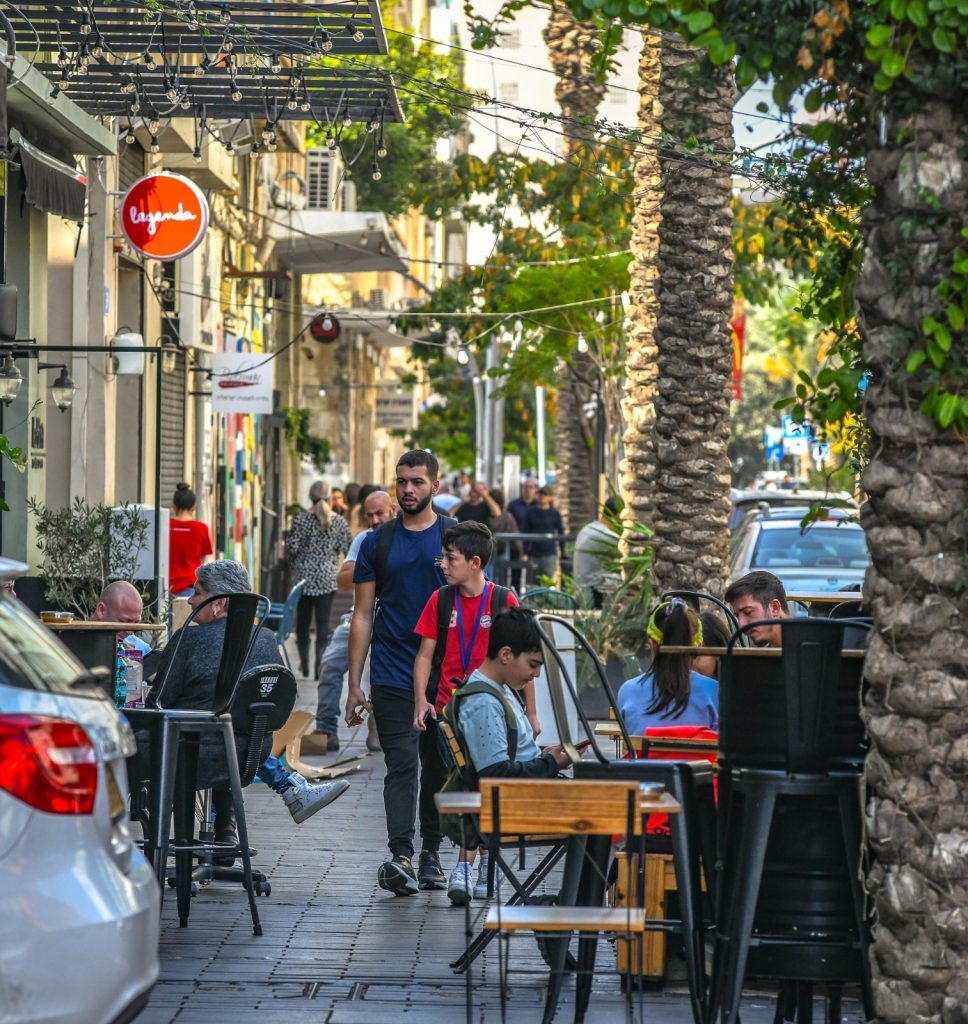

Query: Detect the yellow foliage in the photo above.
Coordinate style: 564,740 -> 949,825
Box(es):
797,46 -> 815,70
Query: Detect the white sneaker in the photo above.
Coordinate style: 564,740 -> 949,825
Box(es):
281,773 -> 349,824
474,854 -> 502,900
447,862 -> 473,906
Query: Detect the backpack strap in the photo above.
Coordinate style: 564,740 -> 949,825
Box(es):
490,585 -> 511,617
428,585 -> 456,704
449,679 -> 519,762
372,517 -> 398,597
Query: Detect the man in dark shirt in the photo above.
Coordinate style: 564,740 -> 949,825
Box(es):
455,480 -> 500,525
523,485 -> 565,584
507,478 -> 537,531
346,450 -> 456,896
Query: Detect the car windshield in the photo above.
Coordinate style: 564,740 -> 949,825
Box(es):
0,592 -> 103,698
751,526 -> 869,571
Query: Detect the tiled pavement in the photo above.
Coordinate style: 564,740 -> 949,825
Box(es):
136,673 -> 867,1024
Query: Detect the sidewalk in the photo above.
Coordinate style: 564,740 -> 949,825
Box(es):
137,676 -> 866,1024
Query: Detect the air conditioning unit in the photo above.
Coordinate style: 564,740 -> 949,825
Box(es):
305,148 -> 344,211
368,288 -> 388,310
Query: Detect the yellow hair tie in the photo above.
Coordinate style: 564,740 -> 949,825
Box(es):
647,600 -> 703,647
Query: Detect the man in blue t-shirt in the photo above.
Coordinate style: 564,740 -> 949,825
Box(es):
346,450 -> 455,896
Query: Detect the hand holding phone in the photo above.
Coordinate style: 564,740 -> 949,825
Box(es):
575,738 -> 593,752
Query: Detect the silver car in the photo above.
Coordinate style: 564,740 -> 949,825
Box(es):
0,560 -> 159,1024
728,507 -> 869,594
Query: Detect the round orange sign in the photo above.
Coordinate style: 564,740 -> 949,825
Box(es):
121,172 -> 209,260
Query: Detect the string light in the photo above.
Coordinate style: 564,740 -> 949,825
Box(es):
342,109 -> 352,128
347,21 -> 364,43
371,162 -> 381,181
318,29 -> 333,52
194,56 -> 210,78
142,51 -> 156,70
148,117 -> 160,134
47,84 -> 61,104
221,35 -> 234,53
576,332 -> 588,354
126,129 -> 137,145
249,141 -> 261,160
270,54 -> 282,74
150,140 -> 160,154
192,144 -> 202,163
377,139 -> 387,159
219,2 -> 231,25
57,47 -> 69,68
80,10 -> 91,35
325,129 -> 336,150
90,36 -> 103,59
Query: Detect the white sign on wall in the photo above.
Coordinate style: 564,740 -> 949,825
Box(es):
211,352 -> 274,414
376,392 -> 416,431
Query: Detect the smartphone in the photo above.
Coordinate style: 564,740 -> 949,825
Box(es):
575,738 -> 593,752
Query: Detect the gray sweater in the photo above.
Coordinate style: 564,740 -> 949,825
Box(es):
149,619 -> 282,711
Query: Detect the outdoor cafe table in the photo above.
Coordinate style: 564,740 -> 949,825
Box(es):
436,783 -> 682,1022
45,620 -> 166,694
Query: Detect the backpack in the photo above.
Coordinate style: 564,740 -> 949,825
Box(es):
371,513 -> 458,597
437,678 -> 519,848
427,583 -> 512,705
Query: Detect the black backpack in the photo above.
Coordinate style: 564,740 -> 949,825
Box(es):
427,583 -> 512,704
437,678 -> 519,848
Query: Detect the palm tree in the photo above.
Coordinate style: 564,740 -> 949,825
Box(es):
543,3 -> 605,531
620,32 -> 735,596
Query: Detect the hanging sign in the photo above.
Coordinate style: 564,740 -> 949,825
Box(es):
121,172 -> 209,260
211,352 -> 274,414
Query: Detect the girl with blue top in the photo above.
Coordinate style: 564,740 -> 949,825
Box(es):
618,599 -> 719,735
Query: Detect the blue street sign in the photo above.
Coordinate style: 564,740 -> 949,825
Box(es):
782,415 -> 808,440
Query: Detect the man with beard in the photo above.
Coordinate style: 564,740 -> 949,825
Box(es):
345,450 -> 457,896
724,570 -> 790,647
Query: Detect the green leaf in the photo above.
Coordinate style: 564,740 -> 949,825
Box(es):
935,324 -> 953,351
937,392 -> 959,428
905,350 -> 927,372
923,315 -> 940,335
908,0 -> 929,26
873,69 -> 894,91
773,397 -> 796,410
804,88 -> 824,114
704,35 -> 737,64
881,49 -> 906,77
932,26 -> 955,52
927,338 -> 945,368
686,10 -> 714,34
866,24 -> 894,46
947,304 -> 966,331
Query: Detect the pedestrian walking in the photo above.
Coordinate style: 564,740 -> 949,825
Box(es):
301,489 -> 393,756
344,450 -> 456,896
522,485 -> 565,585
287,482 -> 350,678
169,483 -> 213,597
411,522 -> 532,903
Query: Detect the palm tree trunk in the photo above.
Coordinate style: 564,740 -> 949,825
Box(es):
858,98 -> 968,1021
543,3 -> 605,530
621,33 -> 735,596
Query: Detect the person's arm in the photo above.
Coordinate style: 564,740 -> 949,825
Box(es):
412,636 -> 437,731
286,513 -> 307,560
522,680 -> 541,738
478,485 -> 500,518
336,558 -> 356,592
478,748 -> 569,778
346,581 -> 375,725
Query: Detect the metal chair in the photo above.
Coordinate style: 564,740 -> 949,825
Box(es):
707,618 -> 874,1024
274,578 -> 305,671
519,587 -> 579,612
125,591 -> 271,934
191,663 -> 297,897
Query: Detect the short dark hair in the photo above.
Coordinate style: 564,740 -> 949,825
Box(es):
443,522 -> 493,566
397,449 -> 439,479
604,495 -> 623,516
486,607 -> 544,659
724,570 -> 787,609
489,486 -> 506,511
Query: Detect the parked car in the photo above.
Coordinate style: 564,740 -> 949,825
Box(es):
729,488 -> 857,532
0,560 -> 159,1024
728,506 -> 869,594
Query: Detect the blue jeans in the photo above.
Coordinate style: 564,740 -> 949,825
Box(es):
258,755 -> 292,792
316,615 -> 351,735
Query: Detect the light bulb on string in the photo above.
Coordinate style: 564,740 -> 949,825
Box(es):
262,123 -> 274,143
180,95 -> 191,110
325,129 -> 336,150
57,48 -> 69,68
192,144 -> 202,163
456,349 -> 470,366
347,21 -> 364,42
165,85 -> 178,102
194,58 -> 210,77
47,85 -> 61,104
266,135 -> 277,152
367,119 -> 378,133
91,37 -> 103,59
270,54 -> 282,74
225,140 -> 234,154
320,30 -> 333,51
342,111 -> 352,128
219,2 -> 231,25
125,129 -> 137,145
221,36 -> 233,53
76,60 -> 87,75
148,117 -> 160,134
231,86 -> 242,102
249,141 -> 261,160
576,332 -> 588,354
80,10 -> 91,35
371,162 -> 381,181
286,93 -> 298,111
377,133 -> 387,158
150,141 -> 160,154
142,51 -> 156,69
120,76 -> 134,93
300,93 -> 311,112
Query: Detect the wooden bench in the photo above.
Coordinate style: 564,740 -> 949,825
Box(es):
485,905 -> 645,934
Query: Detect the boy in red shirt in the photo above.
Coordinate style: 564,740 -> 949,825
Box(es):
413,522 -> 537,903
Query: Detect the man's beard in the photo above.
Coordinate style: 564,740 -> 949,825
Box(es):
401,493 -> 433,516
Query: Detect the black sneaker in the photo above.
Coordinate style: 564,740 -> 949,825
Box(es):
417,850 -> 446,891
377,855 -> 418,896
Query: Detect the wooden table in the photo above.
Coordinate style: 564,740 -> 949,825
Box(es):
46,621 -> 166,693
661,645 -> 866,658
786,591 -> 864,604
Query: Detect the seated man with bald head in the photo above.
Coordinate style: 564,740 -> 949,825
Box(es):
93,580 -> 152,654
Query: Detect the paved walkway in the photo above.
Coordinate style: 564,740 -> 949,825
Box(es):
136,675 -> 866,1024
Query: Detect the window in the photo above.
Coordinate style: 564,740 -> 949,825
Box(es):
497,82 -> 519,104
500,28 -> 521,48
751,527 -> 870,570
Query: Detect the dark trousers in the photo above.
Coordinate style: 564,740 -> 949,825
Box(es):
371,685 -> 447,858
296,592 -> 335,676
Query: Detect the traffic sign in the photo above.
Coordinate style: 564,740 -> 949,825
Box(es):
811,441 -> 830,464
121,172 -> 209,260
782,415 -> 808,440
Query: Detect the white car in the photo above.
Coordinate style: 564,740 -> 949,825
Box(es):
0,560 -> 159,1024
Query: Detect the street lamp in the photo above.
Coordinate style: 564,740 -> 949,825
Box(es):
0,354 -> 22,405
47,365 -> 77,412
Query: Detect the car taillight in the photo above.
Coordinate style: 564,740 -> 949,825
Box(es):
0,715 -> 98,814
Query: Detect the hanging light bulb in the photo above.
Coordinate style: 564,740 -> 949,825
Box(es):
75,60 -> 88,76
0,354 -> 23,405
192,144 -> 202,163
126,130 -> 137,145
300,93 -> 311,112
47,85 -> 61,105
456,349 -> 470,366
266,134 -> 277,152
148,117 -> 160,134
79,45 -> 92,67
142,51 -> 156,69
225,140 -> 234,154
57,47 -> 69,68
194,56 -> 211,77
371,162 -> 381,181
377,140 -> 387,159
91,36 -> 103,58
219,1 -> 231,25
165,84 -> 178,102
343,165 -> 352,179
180,95 -> 191,110
261,122 -> 275,143
129,99 -> 141,114
576,332 -> 588,354
325,129 -> 336,150
249,141 -> 261,160
231,86 -> 242,102
50,368 -> 77,412
150,140 -> 160,154
80,10 -> 91,35
367,118 -> 378,133
286,93 -> 298,111
347,21 -> 364,42
120,76 -> 134,93
342,111 -> 352,127
270,54 -> 282,74
319,29 -> 333,51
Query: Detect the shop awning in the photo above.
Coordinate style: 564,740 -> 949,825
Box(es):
11,130 -> 88,222
268,210 -> 410,275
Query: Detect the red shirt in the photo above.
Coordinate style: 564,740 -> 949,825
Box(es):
415,584 -> 519,713
169,519 -> 214,593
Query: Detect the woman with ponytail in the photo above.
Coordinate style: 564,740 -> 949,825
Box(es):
287,481 -> 350,678
169,483 -> 213,597
617,599 -> 719,735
